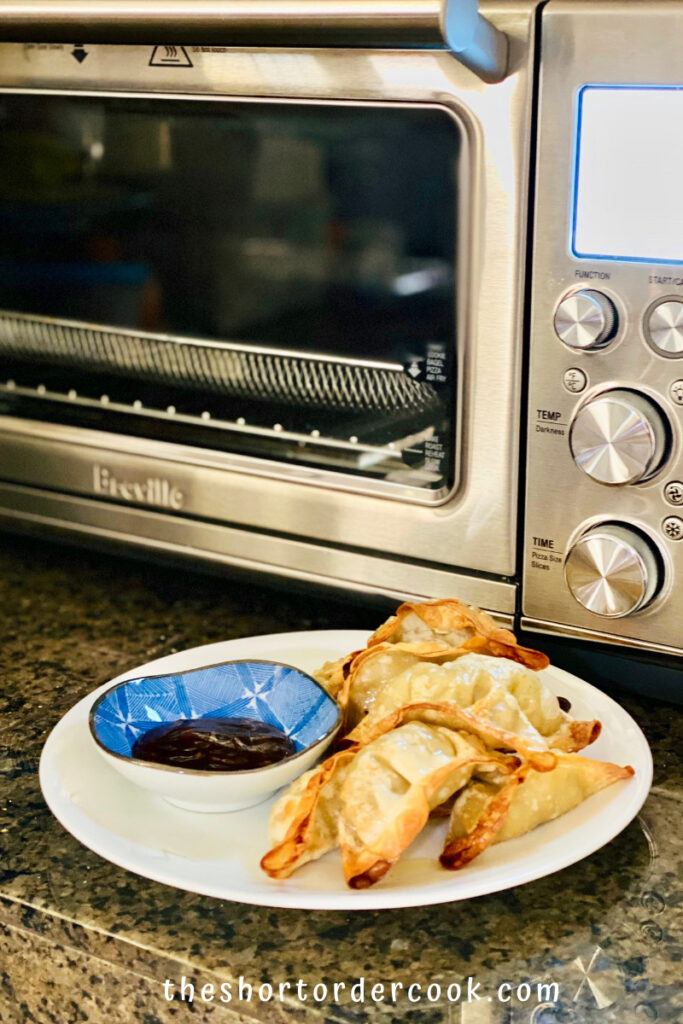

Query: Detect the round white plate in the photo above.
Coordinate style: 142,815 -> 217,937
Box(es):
39,629 -> 653,911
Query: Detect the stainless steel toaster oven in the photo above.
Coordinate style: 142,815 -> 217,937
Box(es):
2,0 -> 683,667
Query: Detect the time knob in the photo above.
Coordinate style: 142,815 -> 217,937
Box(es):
570,389 -> 669,485
554,289 -> 618,350
565,523 -> 662,617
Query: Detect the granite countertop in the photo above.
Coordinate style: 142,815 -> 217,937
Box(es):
0,536 -> 681,1024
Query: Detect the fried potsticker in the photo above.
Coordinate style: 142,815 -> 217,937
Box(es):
344,653 -> 600,753
369,600 -> 550,670
337,722 -> 519,888
314,599 -> 549,724
440,751 -> 635,870
260,750 -> 355,879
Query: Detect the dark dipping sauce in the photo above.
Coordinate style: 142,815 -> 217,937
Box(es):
131,717 -> 297,771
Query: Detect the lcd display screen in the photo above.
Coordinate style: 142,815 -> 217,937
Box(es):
572,85 -> 683,264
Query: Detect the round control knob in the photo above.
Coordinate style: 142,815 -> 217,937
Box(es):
565,524 -> 661,617
570,389 -> 669,485
554,289 -> 617,350
645,298 -> 683,356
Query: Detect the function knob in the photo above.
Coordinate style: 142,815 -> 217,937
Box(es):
645,298 -> 683,356
565,524 -> 661,618
570,389 -> 669,485
554,289 -> 618,350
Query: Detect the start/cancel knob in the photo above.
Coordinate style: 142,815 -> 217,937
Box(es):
554,289 -> 618,350
565,524 -> 662,617
570,389 -> 669,485
645,297 -> 683,356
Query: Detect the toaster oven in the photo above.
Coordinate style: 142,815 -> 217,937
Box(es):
1,1 -> 683,667
0,0 -> 528,628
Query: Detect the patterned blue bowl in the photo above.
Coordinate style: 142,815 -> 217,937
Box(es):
89,660 -> 341,812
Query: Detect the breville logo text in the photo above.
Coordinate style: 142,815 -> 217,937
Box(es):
93,465 -> 185,511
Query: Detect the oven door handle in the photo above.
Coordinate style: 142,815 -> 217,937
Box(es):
0,0 -> 507,81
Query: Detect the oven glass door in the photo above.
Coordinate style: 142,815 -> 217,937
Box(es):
0,93 -> 460,500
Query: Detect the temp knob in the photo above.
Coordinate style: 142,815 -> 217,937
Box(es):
645,298 -> 683,356
565,524 -> 661,617
554,289 -> 617,350
570,389 -> 669,485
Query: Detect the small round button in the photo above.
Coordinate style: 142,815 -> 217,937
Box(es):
664,481 -> 683,505
646,298 -> 683,357
670,379 -> 683,405
554,289 -> 617,351
563,367 -> 588,394
663,516 -> 683,540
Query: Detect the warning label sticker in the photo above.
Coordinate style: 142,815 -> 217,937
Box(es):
149,46 -> 193,67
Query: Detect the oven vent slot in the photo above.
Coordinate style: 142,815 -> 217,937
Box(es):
0,312 -> 440,414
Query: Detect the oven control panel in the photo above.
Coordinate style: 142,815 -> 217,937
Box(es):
523,2 -> 683,656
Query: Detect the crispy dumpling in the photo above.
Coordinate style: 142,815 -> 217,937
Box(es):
263,600 -> 634,890
344,700 -> 557,772
342,641 -> 542,730
349,653 -> 557,734
342,645 -> 423,726
343,653 -> 599,754
337,722 -> 518,888
440,752 -> 635,869
314,645 -> 439,714
369,600 -> 550,671
260,750 -> 355,879
313,651 -> 361,702
316,600 -> 550,721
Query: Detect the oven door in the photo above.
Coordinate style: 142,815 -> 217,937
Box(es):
0,19 -> 532,612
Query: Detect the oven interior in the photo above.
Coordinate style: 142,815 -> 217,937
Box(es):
0,93 -> 461,497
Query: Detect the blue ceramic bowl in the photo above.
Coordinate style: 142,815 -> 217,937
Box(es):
89,659 -> 341,812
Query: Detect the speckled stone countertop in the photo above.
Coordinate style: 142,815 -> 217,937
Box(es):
0,536 -> 681,1024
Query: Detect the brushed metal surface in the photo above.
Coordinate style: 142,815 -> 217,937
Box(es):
0,0 -> 456,44
645,297 -> 683,356
569,389 -> 669,485
520,616 -> 683,660
524,0 -> 683,653
554,289 -> 616,351
0,1 -> 509,82
564,523 -> 660,617
0,2 -> 536,585
0,482 -> 517,617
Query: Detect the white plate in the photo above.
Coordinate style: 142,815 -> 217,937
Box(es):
39,630 -> 653,911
